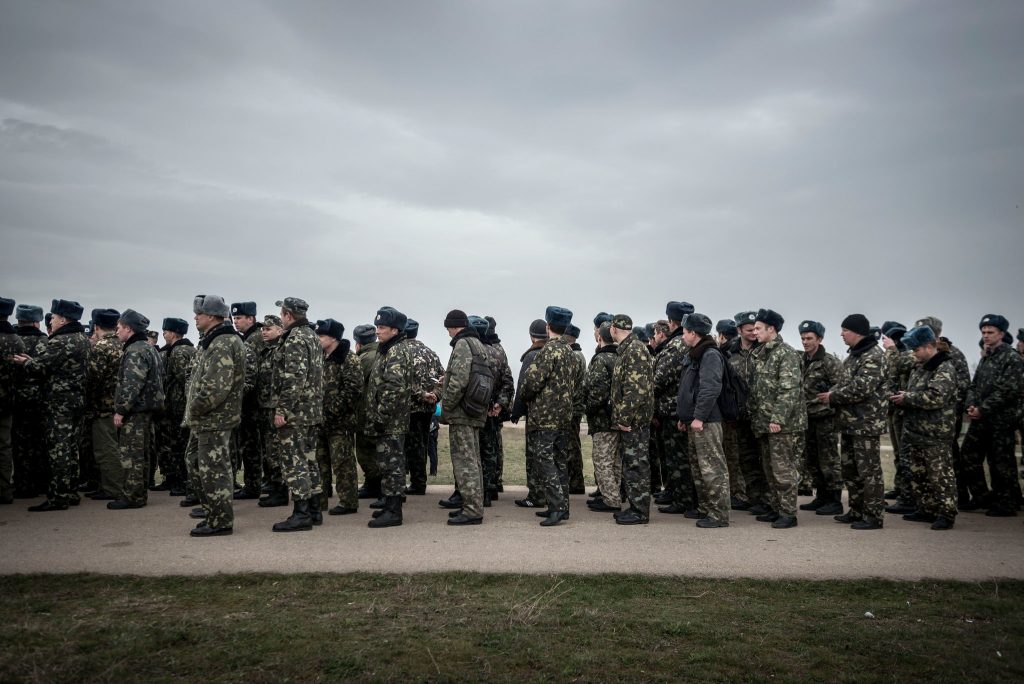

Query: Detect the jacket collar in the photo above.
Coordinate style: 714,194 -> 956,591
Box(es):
848,335 -> 876,357
923,350 -> 950,371
198,321 -> 240,350
51,320 -> 85,338
122,331 -> 149,350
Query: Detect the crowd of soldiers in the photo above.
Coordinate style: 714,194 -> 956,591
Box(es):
1,294 -> 1022,537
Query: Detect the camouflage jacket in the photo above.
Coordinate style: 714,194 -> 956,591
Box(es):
242,323 -> 265,401
272,320 -> 324,427
571,343 -> 587,417
440,328 -> 488,428
884,347 -> 916,418
185,322 -> 245,432
115,335 -> 165,415
749,335 -> 806,435
406,338 -> 445,415
829,337 -> 889,436
257,339 -> 279,410
14,326 -> 47,407
365,334 -> 414,436
23,321 -> 90,412
484,340 -> 515,418
584,344 -> 618,433
162,339 -> 195,419
87,332 -> 122,417
966,342 -> 1024,427
653,327 -> 688,418
0,322 -> 26,412
322,340 -> 363,434
519,336 -> 581,432
900,351 -> 959,446
610,332 -> 656,429
355,340 -> 379,431
803,345 -> 845,419
510,339 -> 546,421
938,338 -> 971,406
726,338 -> 760,421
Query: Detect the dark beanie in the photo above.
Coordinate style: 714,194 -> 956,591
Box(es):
755,308 -> 784,332
979,314 -> 1009,333
405,319 -> 419,339
162,318 -> 189,335
374,306 -> 407,331
353,324 -> 377,344
840,313 -> 871,337
120,309 -> 150,334
529,319 -> 548,338
443,309 -> 470,328
593,312 -> 612,328
468,315 -> 489,337
716,319 -> 737,337
683,313 -> 712,336
665,301 -> 695,322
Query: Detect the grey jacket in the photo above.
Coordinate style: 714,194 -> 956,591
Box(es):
677,338 -> 724,424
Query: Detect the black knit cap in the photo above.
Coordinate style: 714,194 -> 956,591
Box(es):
529,319 -> 548,338
755,308 -> 784,332
443,309 -> 470,328
840,313 -> 871,337
162,317 -> 189,335
979,314 -> 1009,333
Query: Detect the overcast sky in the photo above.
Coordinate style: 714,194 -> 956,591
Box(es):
1,0 -> 1022,369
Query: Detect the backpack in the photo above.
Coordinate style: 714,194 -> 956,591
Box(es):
717,350 -> 749,421
461,338 -> 495,419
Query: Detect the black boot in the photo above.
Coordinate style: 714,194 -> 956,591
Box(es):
309,494 -> 323,526
815,490 -> 844,516
258,486 -> 289,508
358,478 -> 382,500
368,495 -> 403,528
272,500 -> 313,532
438,489 -> 463,509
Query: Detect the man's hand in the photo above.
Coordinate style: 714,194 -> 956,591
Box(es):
274,413 -> 287,428
11,354 -> 29,364
113,413 -> 124,428
617,424 -> 632,432
768,422 -> 781,434
488,403 -> 501,417
882,336 -> 895,350
817,391 -> 831,405
677,420 -> 687,432
690,419 -> 704,432
890,392 -> 905,405
967,406 -> 981,420
422,391 -> 437,403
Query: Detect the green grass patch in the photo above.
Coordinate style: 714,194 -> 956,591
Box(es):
2,574 -> 1021,682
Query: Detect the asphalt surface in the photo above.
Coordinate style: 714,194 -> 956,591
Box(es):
1,486 -> 1021,580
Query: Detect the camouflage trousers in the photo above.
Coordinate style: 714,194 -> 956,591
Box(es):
804,415 -> 842,496
480,418 -> 502,494
907,441 -> 957,520
757,432 -> 804,517
687,422 -> 729,523
375,433 -> 407,497
649,425 -> 663,493
888,411 -> 912,501
733,419 -> 767,506
657,417 -> 694,508
590,431 -> 622,508
186,429 -> 234,530
13,404 -> 48,496
722,422 -> 747,500
0,412 -> 12,497
524,426 -> 547,506
493,420 -> 504,488
566,415 -> 585,493
45,403 -> 83,505
356,431 -> 380,484
618,426 -> 652,517
78,413 -> 97,489
841,434 -> 884,523
276,425 -> 322,501
405,412 -> 432,491
532,428 -> 568,513
146,418 -> 158,488
261,409 -> 282,489
118,413 -> 152,505
960,420 -> 1022,511
156,412 -> 189,487
316,429 -> 358,509
236,405 -> 264,492
450,424 -> 484,518
92,415 -> 122,498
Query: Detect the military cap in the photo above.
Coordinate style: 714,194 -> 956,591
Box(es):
405,318 -> 419,339
840,313 -> 871,336
529,319 -> 549,338
0,297 -> 13,317
193,294 -> 230,318
914,316 -> 942,336
755,308 -> 784,332
798,320 -> 825,338
901,325 -> 936,350
610,314 -> 633,331
276,297 -> 309,315
315,318 -> 345,341
716,319 -> 737,336
593,312 -> 613,328
598,321 -> 614,343
683,312 -> 712,336
50,299 -> 84,321
665,301 -> 694,322
44,313 -> 53,328
1017,328 -> 1024,343
485,316 -> 497,332
881,321 -> 905,336
374,306 -> 407,331
120,309 -> 150,334
870,326 -> 881,341
632,326 -> 649,343
644,322 -> 655,338
979,314 -> 1009,333
15,304 -> 43,323
231,301 -> 257,317
92,308 -> 121,330
734,311 -> 757,328
162,317 -> 189,335
443,309 -> 470,328
83,324 -> 93,337
1003,331 -> 1013,345
353,323 -> 376,343
565,324 -> 581,339
263,314 -> 283,329
544,306 -> 573,328
468,315 -> 490,337
147,330 -> 159,342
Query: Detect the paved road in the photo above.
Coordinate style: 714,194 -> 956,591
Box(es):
1,486 -> 1021,580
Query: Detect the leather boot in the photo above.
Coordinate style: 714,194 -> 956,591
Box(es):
358,478 -> 382,500
309,494 -> 323,526
258,486 -> 289,508
368,495 -> 403,528
815,490 -> 844,516
272,499 -> 313,532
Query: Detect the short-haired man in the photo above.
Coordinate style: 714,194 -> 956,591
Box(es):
798,320 -> 845,516
11,304 -> 48,498
257,315 -> 286,504
724,311 -> 766,513
562,323 -> 588,496
352,324 -> 382,501
315,318 -> 363,516
230,301 -> 266,500
403,319 -> 445,497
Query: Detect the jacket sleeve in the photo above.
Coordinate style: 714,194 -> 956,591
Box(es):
510,355 -> 533,420
275,336 -> 309,422
769,349 -> 803,426
115,347 -> 148,414
584,357 -> 611,415
189,339 -> 237,418
23,338 -> 64,378
519,348 -> 549,404
693,350 -> 724,421
902,364 -> 957,410
376,347 -> 410,423
243,340 -> 259,395
611,346 -> 649,426
977,353 -> 1024,417
339,356 -> 364,415
441,339 -> 473,409
830,355 -> 883,406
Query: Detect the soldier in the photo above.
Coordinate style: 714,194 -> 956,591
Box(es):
85,309 -> 123,501
588,312 -> 614,500
230,301 -> 265,500
726,311 -> 767,513
716,319 -> 738,348
716,318 -> 746,508
314,318 -> 363,516
268,297 -> 325,532
585,322 -> 620,513
352,324 -> 382,501
480,316 -> 515,504
748,309 -> 806,529
677,313 -> 729,528
818,313 -> 888,530
510,319 -> 550,508
183,295 -> 244,536
880,321 -> 915,512
403,319 -> 444,497
890,325 -> 959,530
256,315 -> 285,505
12,304 -> 48,498
797,320 -> 845,516
562,324 -> 588,495
155,318 -> 194,495
364,306 -> 415,528
0,297 -> 25,504
960,314 -> 1024,516
608,314 -> 656,525
107,310 -> 164,509
654,301 -> 695,516
648,320 -> 670,494
12,299 -> 91,511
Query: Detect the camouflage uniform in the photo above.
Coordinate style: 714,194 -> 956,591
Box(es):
653,327 -> 693,509
520,335 -> 582,514
936,338 -> 972,504
22,321 -> 90,506
901,351 -> 960,520
511,338 -> 548,505
749,335 -> 807,518
803,345 -> 845,502
115,334 -> 165,505
481,336 -> 515,496
0,321 -> 26,501
726,338 -> 766,506
611,332 -> 656,517
87,332 -> 123,497
961,342 -> 1024,512
566,344 -> 588,494
237,323 -> 266,494
184,322 -> 245,530
316,341 -> 363,510
13,325 -> 48,496
404,338 -> 444,492
364,334 -> 415,497
829,337 -> 888,525
257,337 -> 282,490
884,346 -> 916,503
440,329 -> 489,519
157,339 -> 195,490
355,340 -> 381,490
585,342 -> 620,508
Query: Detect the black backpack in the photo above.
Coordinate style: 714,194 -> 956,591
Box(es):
716,350 -> 749,421
461,338 -> 495,419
